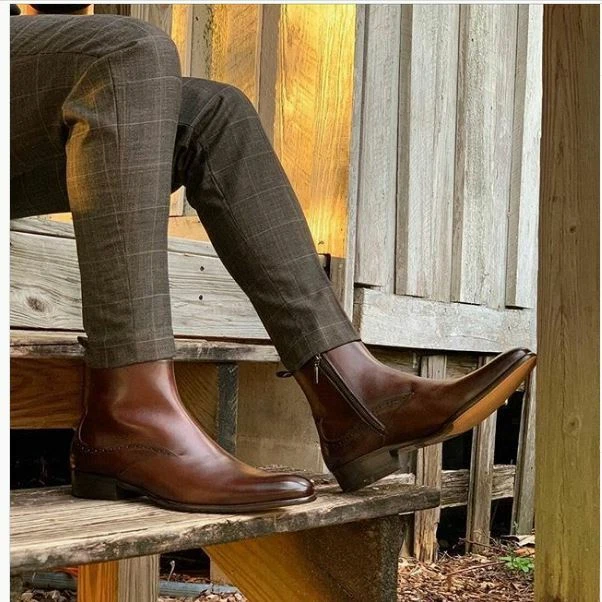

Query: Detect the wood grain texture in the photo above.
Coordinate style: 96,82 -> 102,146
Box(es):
505,6 -> 543,309
396,5 -> 459,301
236,363 -> 324,472
270,5 -> 356,259
441,465 -> 515,508
451,5 -> 518,308
117,555 -> 159,602
10,230 -> 269,340
354,288 -> 534,352
511,370 -> 536,534
413,355 -> 446,562
343,5 -> 366,316
354,5 -> 401,290
466,355 -> 497,550
78,561 -> 118,602
10,359 -> 83,429
212,5 -> 262,105
206,515 -> 405,602
536,6 -> 599,601
10,477 -> 439,573
10,330 -> 279,363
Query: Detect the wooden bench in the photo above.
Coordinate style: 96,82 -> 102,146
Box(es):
11,474 -> 439,601
10,218 -> 442,601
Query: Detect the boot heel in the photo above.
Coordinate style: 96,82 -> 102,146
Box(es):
71,471 -> 138,501
332,448 -> 401,492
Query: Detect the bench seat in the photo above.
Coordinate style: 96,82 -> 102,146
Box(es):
10,329 -> 280,363
11,474 -> 439,601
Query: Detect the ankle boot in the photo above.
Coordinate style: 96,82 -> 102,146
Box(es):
70,359 -> 315,512
288,342 -> 536,492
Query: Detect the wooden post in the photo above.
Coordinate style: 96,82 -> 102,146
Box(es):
78,557 -> 159,602
413,354 -> 446,561
465,355 -> 497,551
536,5 -> 599,601
205,515 -> 407,602
511,370 -> 536,534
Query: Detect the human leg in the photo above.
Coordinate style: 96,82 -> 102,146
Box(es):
10,14 -> 313,510
172,76 -> 538,491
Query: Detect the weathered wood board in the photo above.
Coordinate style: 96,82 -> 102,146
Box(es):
11,476 -> 439,573
354,288 -> 534,352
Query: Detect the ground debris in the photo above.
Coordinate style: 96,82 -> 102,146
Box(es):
397,548 -> 533,601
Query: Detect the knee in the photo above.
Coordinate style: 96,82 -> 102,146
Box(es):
182,78 -> 258,123
78,15 -> 181,80
113,17 -> 182,79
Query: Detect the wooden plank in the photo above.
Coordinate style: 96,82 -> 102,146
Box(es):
441,464 -> 515,508
117,556 -> 159,602
10,330 -> 280,363
216,363 -> 239,454
236,363 -> 324,472
466,355 -> 498,551
511,370 -> 536,534
536,6 -> 599,601
212,5 -> 263,105
10,357 -> 219,433
343,5 -> 366,316
505,5 -> 543,309
267,6 -> 355,259
173,363 -> 219,438
451,5 -> 518,308
354,288 -> 534,352
396,5 -> 459,301
413,355 -> 446,562
10,230 -> 269,340
206,515 -> 406,602
353,5 -> 401,290
10,359 -> 83,429
78,562 -> 118,602
10,477 -> 440,573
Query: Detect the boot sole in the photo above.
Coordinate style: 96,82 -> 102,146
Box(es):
71,471 -> 317,513
332,352 -> 536,492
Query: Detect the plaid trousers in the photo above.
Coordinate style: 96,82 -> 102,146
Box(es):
10,14 -> 360,370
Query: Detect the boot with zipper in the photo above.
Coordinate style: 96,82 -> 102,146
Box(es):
70,359 -> 315,512
283,342 -> 536,492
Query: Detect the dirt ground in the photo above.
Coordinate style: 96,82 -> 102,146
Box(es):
21,542 -> 534,602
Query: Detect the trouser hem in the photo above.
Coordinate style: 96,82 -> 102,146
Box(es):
278,321 -> 362,372
83,336 -> 176,369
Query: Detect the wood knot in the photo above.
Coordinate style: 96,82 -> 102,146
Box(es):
26,296 -> 46,313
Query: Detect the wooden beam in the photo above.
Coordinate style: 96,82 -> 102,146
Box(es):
78,562 -> 118,602
205,515 -> 406,602
536,5 -> 599,601
77,556 -> 159,602
452,5 -> 518,308
396,5 -> 458,301
505,5 -> 543,309
353,5 -> 401,291
216,363 -> 239,454
511,370 -> 536,533
413,354 -> 446,562
11,478 -> 439,573
466,355 -> 497,550
354,288 -> 534,352
117,556 -> 160,602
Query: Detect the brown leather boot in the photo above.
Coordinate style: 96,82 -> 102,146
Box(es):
287,342 -> 536,492
70,359 -> 315,512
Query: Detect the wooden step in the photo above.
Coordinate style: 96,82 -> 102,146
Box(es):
11,473 -> 439,574
10,329 -> 280,363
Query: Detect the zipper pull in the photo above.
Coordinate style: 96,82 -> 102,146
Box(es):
314,355 -> 321,384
